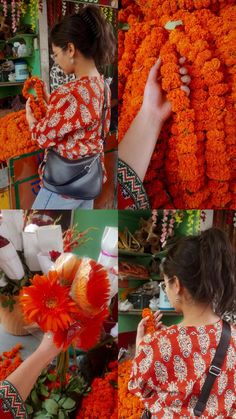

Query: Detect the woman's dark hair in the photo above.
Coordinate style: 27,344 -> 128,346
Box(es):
50,5 -> 116,67
162,227 -> 236,316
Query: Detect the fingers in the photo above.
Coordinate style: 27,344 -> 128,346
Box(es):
139,317 -> 150,327
178,57 -> 191,96
153,310 -> 163,321
26,97 -> 30,109
148,57 -> 162,84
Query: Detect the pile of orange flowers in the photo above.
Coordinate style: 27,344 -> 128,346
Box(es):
0,344 -> 23,381
19,256 -> 110,351
142,308 -> 156,334
119,0 -> 236,209
0,76 -> 46,162
76,361 -> 118,419
118,360 -> 144,418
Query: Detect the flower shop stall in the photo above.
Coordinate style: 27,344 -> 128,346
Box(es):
0,209 -> 118,418
119,0 -> 236,209
118,209 -> 204,349
118,209 -> 236,418
0,0 -> 118,209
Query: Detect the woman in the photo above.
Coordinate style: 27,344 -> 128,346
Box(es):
128,227 -> 236,418
26,5 -> 115,210
118,57 -> 190,210
0,333 -> 61,418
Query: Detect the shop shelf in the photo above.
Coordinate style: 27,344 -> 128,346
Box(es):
118,249 -> 154,257
0,82 -> 24,86
119,274 -> 151,281
119,309 -> 178,316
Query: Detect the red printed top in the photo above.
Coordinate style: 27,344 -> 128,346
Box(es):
128,320 -> 236,418
30,75 -> 111,182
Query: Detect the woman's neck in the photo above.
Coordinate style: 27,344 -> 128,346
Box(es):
74,58 -> 100,78
178,303 -> 220,327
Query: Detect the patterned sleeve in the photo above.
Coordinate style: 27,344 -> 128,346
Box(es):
128,337 -> 159,400
0,380 -> 28,418
118,159 -> 150,209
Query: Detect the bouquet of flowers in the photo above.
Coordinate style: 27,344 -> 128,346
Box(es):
19,254 -> 110,351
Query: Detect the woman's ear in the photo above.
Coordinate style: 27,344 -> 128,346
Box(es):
172,275 -> 182,295
68,42 -> 76,58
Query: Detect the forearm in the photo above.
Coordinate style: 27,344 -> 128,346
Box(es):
6,349 -> 54,401
119,106 -> 164,181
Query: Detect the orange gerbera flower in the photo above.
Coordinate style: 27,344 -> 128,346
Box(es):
19,271 -> 78,333
71,258 -> 110,317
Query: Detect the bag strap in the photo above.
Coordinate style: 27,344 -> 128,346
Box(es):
101,79 -> 108,143
193,320 -> 231,417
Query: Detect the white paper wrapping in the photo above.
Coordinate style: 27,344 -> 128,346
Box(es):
0,241 -> 24,280
23,224 -> 63,272
37,252 -> 56,275
97,226 -> 118,299
1,210 -> 24,251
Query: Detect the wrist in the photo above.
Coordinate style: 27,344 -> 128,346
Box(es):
33,347 -> 56,367
139,105 -> 165,134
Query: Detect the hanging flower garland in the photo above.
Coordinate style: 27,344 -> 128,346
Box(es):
62,0 -> 67,16
119,0 -> 236,209
29,0 -> 39,32
11,0 -> 17,32
160,210 -> 176,248
186,210 -> 196,235
0,0 -> 8,18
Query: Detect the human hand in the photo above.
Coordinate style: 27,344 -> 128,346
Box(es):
42,82 -> 50,104
25,98 -> 37,129
142,57 -> 191,125
136,311 -> 163,348
36,332 -> 62,363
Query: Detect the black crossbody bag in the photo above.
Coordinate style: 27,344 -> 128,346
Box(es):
141,320 -> 231,419
42,80 -> 108,200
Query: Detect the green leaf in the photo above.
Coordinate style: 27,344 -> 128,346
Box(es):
164,20 -> 183,30
50,394 -> 60,402
44,399 -> 59,415
62,398 -> 76,410
109,380 -> 118,389
31,389 -> 40,405
40,384 -> 49,397
118,22 -> 130,31
58,397 -> 67,406
58,411 -> 66,419
1,300 -> 9,308
47,374 -> 57,382
34,411 -> 48,419
25,404 -> 33,414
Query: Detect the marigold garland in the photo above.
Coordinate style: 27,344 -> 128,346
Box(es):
118,360 -> 144,418
119,0 -> 236,209
142,308 -> 156,334
0,344 -> 23,381
0,76 -> 46,162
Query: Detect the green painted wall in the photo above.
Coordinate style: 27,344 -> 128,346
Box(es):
73,209 -> 118,261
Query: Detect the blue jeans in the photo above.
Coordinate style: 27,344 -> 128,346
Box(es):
32,187 -> 94,209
